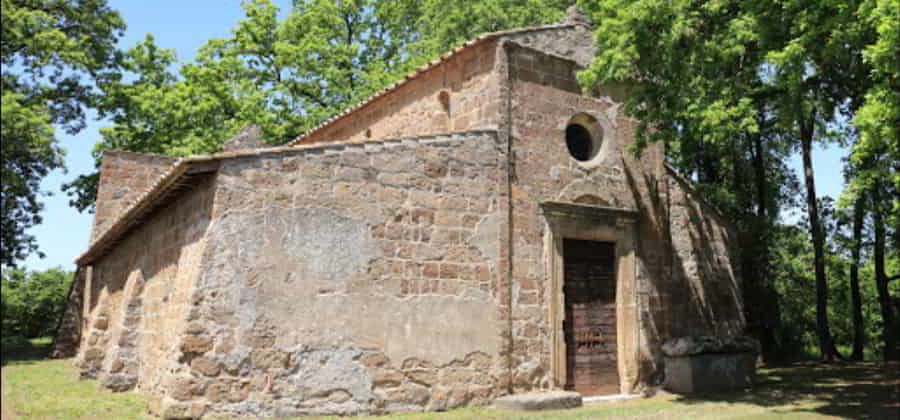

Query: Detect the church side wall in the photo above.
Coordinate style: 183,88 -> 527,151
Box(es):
163,131 -> 508,418
666,169 -> 745,337
504,43 -> 671,392
297,40 -> 502,145
74,176 -> 215,398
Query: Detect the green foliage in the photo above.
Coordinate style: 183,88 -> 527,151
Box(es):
0,91 -> 62,266
772,202 -> 890,360
1,267 -> 72,338
1,0 -> 126,132
847,0 -> 899,225
407,0 -> 572,62
1,0 -> 124,265
578,0 -> 897,360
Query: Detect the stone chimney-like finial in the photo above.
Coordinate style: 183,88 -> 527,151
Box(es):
563,5 -> 591,26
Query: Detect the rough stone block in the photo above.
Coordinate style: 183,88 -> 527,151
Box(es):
150,396 -> 207,420
492,391 -> 582,411
663,352 -> 756,393
180,335 -> 213,354
190,357 -> 221,377
93,316 -> 109,330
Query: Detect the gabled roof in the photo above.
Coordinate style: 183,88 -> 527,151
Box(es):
285,22 -> 582,147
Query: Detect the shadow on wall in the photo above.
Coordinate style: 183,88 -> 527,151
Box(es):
75,173 -> 217,390
622,161 -> 668,384
664,172 -> 744,339
623,162 -> 745,385
88,173 -> 216,316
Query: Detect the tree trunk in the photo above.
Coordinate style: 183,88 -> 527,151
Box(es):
872,186 -> 898,361
751,131 -> 782,362
800,115 -> 841,361
849,198 -> 865,361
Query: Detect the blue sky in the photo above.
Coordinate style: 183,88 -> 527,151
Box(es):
20,0 -> 849,271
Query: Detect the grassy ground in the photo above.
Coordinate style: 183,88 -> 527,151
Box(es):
2,339 -> 898,419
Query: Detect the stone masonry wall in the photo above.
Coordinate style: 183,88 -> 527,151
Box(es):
51,268 -> 87,358
298,40 -> 502,145
503,24 -> 596,68
75,176 -> 215,397
92,151 -> 178,240
156,131 -> 509,418
667,170 -> 745,338
505,42 -> 671,392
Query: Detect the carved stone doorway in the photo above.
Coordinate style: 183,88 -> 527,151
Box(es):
541,201 -> 639,395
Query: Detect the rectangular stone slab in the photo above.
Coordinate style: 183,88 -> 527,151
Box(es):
493,391 -> 583,411
664,353 -> 756,393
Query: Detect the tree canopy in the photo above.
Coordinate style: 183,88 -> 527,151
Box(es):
578,0 -> 898,360
1,267 -> 73,339
1,0 -> 125,266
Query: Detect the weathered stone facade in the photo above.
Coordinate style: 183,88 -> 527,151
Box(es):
55,12 -> 745,419
91,151 -> 178,240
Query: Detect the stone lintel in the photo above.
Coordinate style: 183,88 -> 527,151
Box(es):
539,201 -> 638,223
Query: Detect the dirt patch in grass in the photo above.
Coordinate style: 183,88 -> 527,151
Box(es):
2,341 -> 897,419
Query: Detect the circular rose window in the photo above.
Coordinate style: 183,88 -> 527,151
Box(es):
565,114 -> 604,163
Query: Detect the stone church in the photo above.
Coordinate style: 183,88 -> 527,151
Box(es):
54,8 -> 745,419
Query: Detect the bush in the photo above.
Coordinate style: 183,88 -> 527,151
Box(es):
1,267 -> 72,338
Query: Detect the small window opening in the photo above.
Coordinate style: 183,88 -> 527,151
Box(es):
565,123 -> 594,161
438,90 -> 451,114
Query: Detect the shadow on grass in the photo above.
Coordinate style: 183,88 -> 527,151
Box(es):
1,338 -> 53,367
670,362 -> 900,420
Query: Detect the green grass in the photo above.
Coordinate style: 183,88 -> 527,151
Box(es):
1,338 -> 148,419
2,339 -> 898,419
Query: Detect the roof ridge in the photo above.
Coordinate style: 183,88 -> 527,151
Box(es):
190,128 -> 499,161
101,149 -> 180,160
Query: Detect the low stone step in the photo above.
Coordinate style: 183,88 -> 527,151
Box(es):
493,390 -> 583,411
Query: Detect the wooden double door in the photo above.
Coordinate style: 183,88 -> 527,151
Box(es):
562,239 -> 620,395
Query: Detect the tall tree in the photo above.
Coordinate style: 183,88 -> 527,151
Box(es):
846,0 -> 899,361
577,0 -> 796,361
1,0 -> 124,265
871,184 -> 897,360
798,112 -> 841,360
577,0 -> 886,361
848,198 -> 866,360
